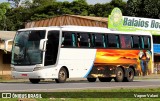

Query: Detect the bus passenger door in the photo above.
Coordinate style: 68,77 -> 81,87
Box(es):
45,31 -> 59,66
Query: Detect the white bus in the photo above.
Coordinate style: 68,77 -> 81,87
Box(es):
10,26 -> 153,83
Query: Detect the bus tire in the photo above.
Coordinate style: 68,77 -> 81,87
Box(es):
114,67 -> 124,82
29,79 -> 40,84
55,68 -> 67,83
87,78 -> 96,82
123,68 -> 134,82
99,77 -> 112,82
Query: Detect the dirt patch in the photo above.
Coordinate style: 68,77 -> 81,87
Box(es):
0,75 -> 12,80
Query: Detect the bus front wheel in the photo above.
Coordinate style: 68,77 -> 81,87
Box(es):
29,78 -> 40,84
55,68 -> 67,83
87,78 -> 96,82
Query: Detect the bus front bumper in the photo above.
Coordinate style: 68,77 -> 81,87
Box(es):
11,70 -> 58,79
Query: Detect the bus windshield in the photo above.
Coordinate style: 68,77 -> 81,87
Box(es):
11,30 -> 46,65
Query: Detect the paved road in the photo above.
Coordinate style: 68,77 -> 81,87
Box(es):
0,79 -> 160,92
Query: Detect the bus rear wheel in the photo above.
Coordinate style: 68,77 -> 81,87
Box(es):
87,78 -> 96,82
114,67 -> 124,82
29,79 -> 40,84
99,77 -> 112,82
123,68 -> 134,82
55,68 -> 67,83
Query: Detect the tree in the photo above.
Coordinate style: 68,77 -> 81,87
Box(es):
8,0 -> 20,8
70,0 -> 89,15
5,7 -> 26,30
92,3 -> 104,17
125,0 -> 144,17
110,0 -> 126,14
0,2 -> 10,30
143,0 -> 160,18
32,0 -> 56,7
126,0 -> 160,18
90,0 -> 126,17
23,0 -> 57,20
2,0 -> 128,31
0,2 -> 10,20
103,3 -> 114,17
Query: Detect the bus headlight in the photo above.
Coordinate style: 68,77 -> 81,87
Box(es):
11,67 -> 16,71
33,67 -> 43,71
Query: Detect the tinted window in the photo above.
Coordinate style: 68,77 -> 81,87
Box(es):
143,36 -> 151,49
94,34 -> 105,48
108,34 -> 119,48
78,33 -> 90,47
62,32 -> 76,47
132,36 -> 141,48
120,35 -> 131,48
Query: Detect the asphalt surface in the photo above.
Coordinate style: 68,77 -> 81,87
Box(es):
0,79 -> 160,92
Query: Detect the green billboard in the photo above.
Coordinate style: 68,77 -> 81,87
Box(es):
108,7 -> 160,35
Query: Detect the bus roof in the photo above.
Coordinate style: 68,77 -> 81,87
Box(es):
18,25 -> 152,36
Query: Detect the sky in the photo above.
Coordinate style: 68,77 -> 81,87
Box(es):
0,0 -> 128,5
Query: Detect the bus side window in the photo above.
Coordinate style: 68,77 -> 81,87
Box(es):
72,33 -> 76,47
94,34 -> 105,48
79,33 -> 90,47
62,33 -> 73,47
105,34 -> 108,47
108,34 -> 120,48
77,33 -> 80,47
148,37 -> 151,49
91,34 -> 95,47
132,36 -> 141,49
143,36 -> 151,49
139,36 -> 143,49
120,35 -> 131,48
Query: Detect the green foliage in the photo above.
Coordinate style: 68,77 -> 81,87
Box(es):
70,0 -> 89,15
1,0 -> 127,31
0,2 -> 10,20
126,0 -> 145,17
31,0 -> 56,8
126,0 -> 160,18
143,0 -> 160,18
1,0 -> 159,31
110,0 -> 126,13
0,2 -> 10,30
12,0 -> 21,7
91,0 -> 125,17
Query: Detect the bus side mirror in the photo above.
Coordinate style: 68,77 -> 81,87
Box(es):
39,39 -> 47,51
4,39 -> 13,52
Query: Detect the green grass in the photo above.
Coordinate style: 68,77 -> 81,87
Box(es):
0,87 -> 160,101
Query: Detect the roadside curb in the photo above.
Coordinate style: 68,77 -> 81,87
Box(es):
0,74 -> 159,83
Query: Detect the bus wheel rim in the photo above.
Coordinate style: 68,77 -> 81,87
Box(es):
59,70 -> 65,80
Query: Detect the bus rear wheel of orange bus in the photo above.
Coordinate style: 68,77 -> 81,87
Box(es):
123,68 -> 134,82
114,67 -> 124,82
